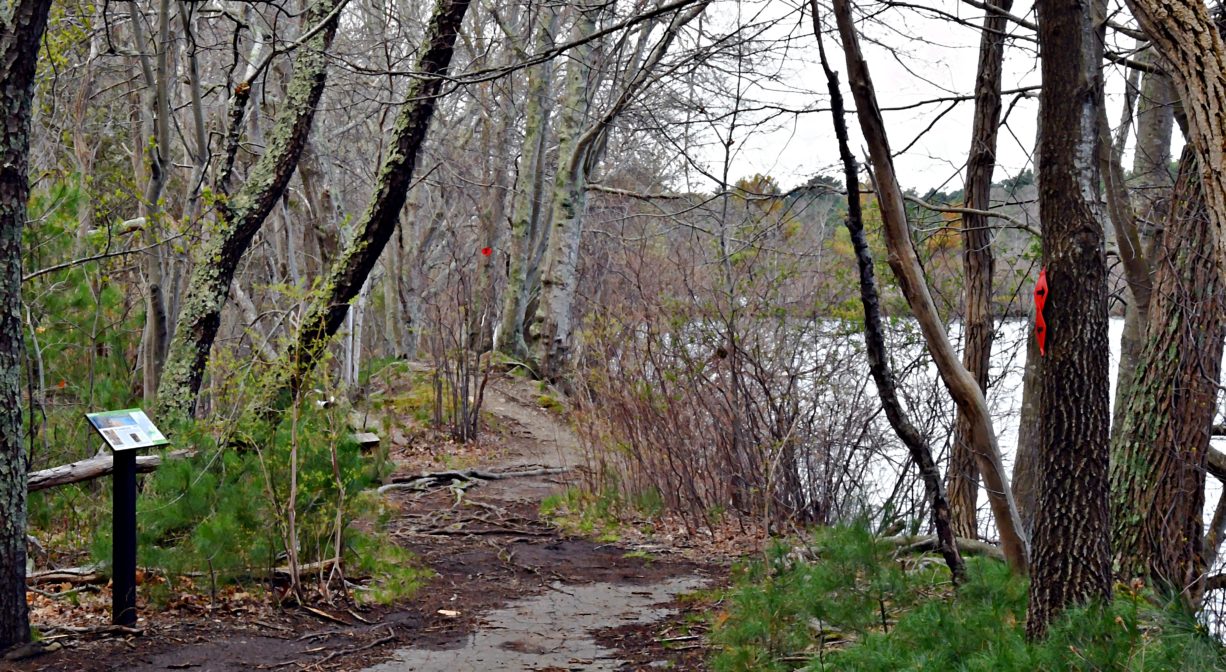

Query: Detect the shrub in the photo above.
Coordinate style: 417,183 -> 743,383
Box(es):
711,526 -> 1226,671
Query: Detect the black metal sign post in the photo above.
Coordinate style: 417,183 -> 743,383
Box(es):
84,408 -> 170,628
112,450 -> 138,626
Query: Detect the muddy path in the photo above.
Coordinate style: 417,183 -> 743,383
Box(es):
7,374 -> 720,672
361,375 -> 718,670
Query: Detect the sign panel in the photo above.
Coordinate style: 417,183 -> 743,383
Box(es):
86,408 -> 169,451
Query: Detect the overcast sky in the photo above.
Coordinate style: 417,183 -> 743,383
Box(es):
679,0 -> 1173,195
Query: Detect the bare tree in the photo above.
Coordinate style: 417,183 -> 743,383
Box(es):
1125,0 -> 1226,277
538,0 -> 710,381
155,0 -> 345,421
813,0 -> 965,584
1111,147 -> 1223,603
832,0 -> 1027,573
498,2 -> 558,361
267,0 -> 473,410
948,0 -> 1012,540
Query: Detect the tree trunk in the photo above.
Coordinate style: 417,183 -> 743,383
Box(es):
1124,0 -> 1226,282
813,0 -> 965,584
155,0 -> 343,421
537,4 -> 600,382
0,0 -> 54,649
1026,0 -> 1113,638
498,4 -> 558,361
948,0 -> 1011,540
268,0 -> 473,410
538,1 -> 708,381
1110,148 -> 1222,603
1012,317 -> 1042,539
1110,60 -> 1174,442
1131,55 -> 1175,232
832,0 -> 1027,573
129,0 -> 174,406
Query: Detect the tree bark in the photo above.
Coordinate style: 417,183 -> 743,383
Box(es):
948,0 -> 1012,540
0,0 -> 54,649
812,0 -> 965,584
155,0 -> 343,421
538,0 -> 708,381
537,3 -> 598,382
1110,51 -> 1174,439
498,4 -> 558,361
1110,148 -> 1222,603
1026,0 -> 1113,638
268,0 -> 473,410
832,0 -> 1027,573
1124,0 -> 1226,283
1012,317 -> 1042,539
129,0 -> 174,406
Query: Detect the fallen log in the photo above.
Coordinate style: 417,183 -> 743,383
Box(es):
887,534 -> 1006,562
27,565 -> 106,585
27,449 -> 194,493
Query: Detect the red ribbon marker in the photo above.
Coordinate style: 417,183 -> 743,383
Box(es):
1034,267 -> 1048,356
481,246 -> 492,257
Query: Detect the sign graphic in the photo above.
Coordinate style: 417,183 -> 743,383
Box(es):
86,408 -> 169,451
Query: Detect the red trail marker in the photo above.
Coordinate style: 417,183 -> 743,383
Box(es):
1034,267 -> 1048,356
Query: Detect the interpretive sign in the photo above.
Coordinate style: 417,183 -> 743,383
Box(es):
85,407 -> 168,626
86,408 -> 169,451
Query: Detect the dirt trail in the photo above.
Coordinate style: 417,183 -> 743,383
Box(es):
364,375 -> 715,670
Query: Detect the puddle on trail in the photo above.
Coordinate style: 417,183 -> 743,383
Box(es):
363,575 -> 706,671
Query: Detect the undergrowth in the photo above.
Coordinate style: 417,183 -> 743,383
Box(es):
85,404 -> 428,605
712,526 -> 1226,671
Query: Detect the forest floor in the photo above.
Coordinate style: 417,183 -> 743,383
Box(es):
4,373 -> 733,671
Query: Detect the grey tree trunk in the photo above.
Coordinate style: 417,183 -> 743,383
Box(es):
537,4 -> 599,381
0,0 -> 54,649
948,0 -> 1011,540
538,0 -> 709,381
1026,0 -> 1113,638
1012,317 -> 1042,539
1111,55 -> 1174,437
155,0 -> 343,421
129,0 -> 174,406
498,4 -> 558,361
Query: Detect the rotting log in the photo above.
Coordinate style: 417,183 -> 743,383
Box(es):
26,566 -> 105,586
